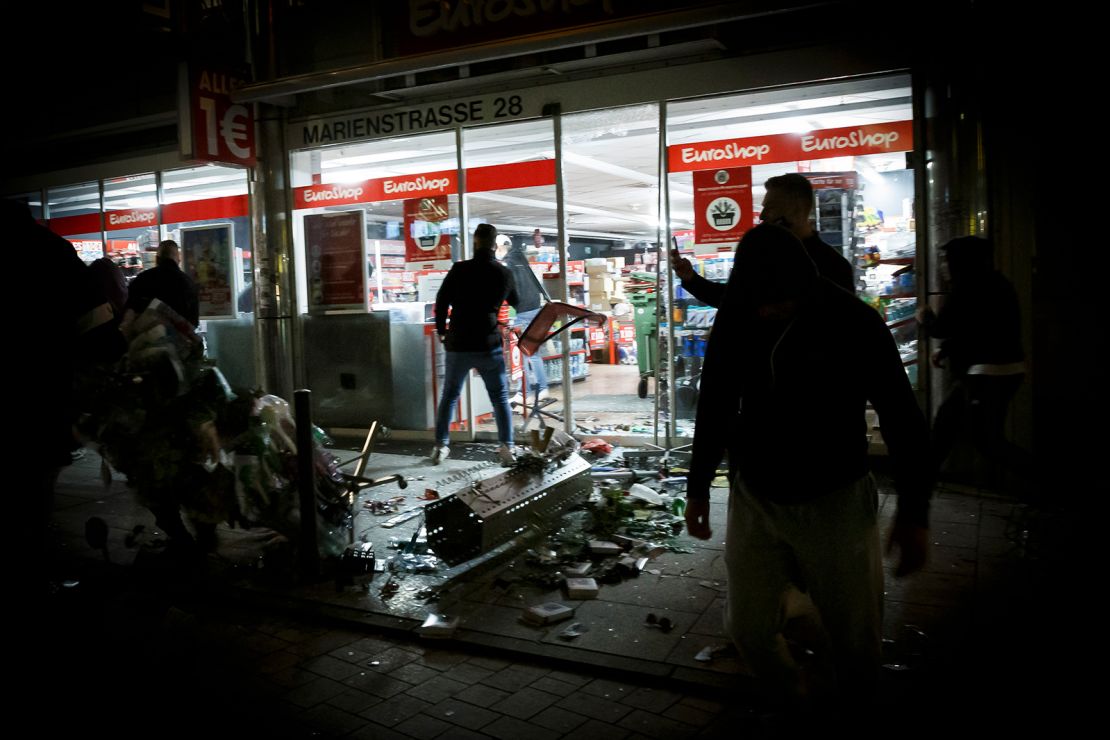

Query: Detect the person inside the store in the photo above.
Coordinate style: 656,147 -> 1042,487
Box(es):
121,239 -> 200,329
683,223 -> 931,719
671,173 -> 855,303
495,232 -> 551,408
915,235 -> 1029,487
432,223 -> 520,467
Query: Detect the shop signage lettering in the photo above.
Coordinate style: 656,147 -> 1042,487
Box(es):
408,0 -> 615,37
680,142 -> 771,165
297,94 -> 532,146
304,185 -> 366,203
185,66 -> 256,167
800,128 -> 901,154
668,120 -> 914,173
384,176 -> 452,195
105,209 -> 158,231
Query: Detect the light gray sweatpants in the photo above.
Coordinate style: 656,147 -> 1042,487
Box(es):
725,474 -> 883,703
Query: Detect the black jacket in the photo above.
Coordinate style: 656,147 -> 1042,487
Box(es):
680,233 -> 855,306
125,259 -> 200,327
687,257 -> 930,527
925,271 -> 1023,376
435,249 -> 520,352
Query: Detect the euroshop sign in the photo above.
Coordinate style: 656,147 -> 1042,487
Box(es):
668,121 -> 913,173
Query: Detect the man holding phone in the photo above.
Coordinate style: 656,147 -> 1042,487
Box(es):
672,173 -> 855,303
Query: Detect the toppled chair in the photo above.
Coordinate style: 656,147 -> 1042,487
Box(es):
514,302 -> 607,429
335,420 -> 408,543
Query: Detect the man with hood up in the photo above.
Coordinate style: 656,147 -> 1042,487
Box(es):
684,223 -> 931,713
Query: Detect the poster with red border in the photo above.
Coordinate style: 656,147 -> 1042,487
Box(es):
404,196 -> 452,262
693,168 -> 752,245
304,211 -> 368,313
180,223 -> 236,319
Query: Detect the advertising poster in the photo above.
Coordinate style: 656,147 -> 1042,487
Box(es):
180,223 -> 236,319
403,196 -> 452,263
304,211 -> 367,313
693,167 -> 753,246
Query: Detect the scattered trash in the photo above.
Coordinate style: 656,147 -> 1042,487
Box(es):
644,613 -> 675,633
378,577 -> 400,600
380,506 -> 428,528
580,438 -> 613,455
564,562 -> 592,577
418,489 -> 440,500
418,613 -> 459,639
564,577 -> 599,599
695,644 -> 734,662
588,540 -> 623,556
558,621 -> 588,640
627,483 -> 663,505
522,602 -> 575,626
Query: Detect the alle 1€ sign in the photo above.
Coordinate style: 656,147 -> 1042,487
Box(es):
182,65 -> 256,167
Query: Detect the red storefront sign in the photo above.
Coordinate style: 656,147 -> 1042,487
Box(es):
292,161 -> 556,209
185,67 -> 256,167
404,196 -> 452,261
163,195 -> 249,222
692,168 -> 752,245
105,208 -> 158,231
48,213 -> 101,236
667,121 -> 914,173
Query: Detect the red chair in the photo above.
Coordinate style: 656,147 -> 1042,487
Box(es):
517,301 -> 607,357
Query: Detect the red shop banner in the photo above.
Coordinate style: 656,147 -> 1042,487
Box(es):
184,66 -> 256,167
304,211 -> 367,312
292,161 -> 555,210
668,120 -> 914,173
404,196 -> 453,262
693,167 -> 752,246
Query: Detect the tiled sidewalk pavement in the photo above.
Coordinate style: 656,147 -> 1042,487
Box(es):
26,569 -> 769,740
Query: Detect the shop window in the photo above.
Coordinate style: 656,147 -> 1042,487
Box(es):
161,164 -> 251,317
47,181 -> 102,263
666,74 -> 920,394
103,173 -> 159,280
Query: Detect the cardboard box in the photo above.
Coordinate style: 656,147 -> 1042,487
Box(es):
586,263 -> 613,276
606,256 -> 625,269
522,602 -> 575,625
565,577 -> 599,599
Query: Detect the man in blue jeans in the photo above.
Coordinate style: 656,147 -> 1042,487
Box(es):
432,223 -> 519,466
496,234 -> 550,405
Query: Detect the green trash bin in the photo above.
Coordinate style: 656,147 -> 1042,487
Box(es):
629,291 -> 657,397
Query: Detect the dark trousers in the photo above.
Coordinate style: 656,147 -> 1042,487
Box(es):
932,373 -> 1027,479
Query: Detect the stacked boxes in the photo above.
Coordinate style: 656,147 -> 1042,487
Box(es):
585,256 -> 626,312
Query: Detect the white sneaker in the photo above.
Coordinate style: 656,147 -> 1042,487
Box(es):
497,444 -> 516,467
509,393 -> 524,406
536,388 -> 551,402
430,445 -> 449,464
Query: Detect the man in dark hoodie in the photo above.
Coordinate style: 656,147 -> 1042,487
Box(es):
122,239 -> 200,328
432,223 -> 520,467
917,236 -> 1027,479
684,223 -> 930,712
671,173 -> 855,306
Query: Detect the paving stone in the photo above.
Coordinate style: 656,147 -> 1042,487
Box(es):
481,716 -> 559,740
300,703 -> 366,736
490,686 -> 560,719
621,686 -> 682,712
581,677 -> 637,700
928,521 -> 979,549
529,675 -> 579,697
465,654 -> 513,671
388,661 -> 441,686
418,648 -> 472,670
349,721 -> 410,740
440,661 -> 495,685
254,649 -> 303,675
426,698 -> 499,730
395,713 -> 452,739
302,654 -> 364,681
663,701 -> 717,727
556,690 -> 634,723
326,687 -> 382,714
576,718 -> 632,740
344,670 -> 412,698
347,636 -> 398,656
405,674 -> 470,703
289,630 -> 363,657
480,664 -> 550,692
675,695 -> 724,713
618,708 -> 698,739
454,683 -> 512,708
330,645 -> 376,665
359,694 -> 434,726
436,727 -> 490,740
268,664 -> 325,689
283,676 -> 349,708
545,668 -> 593,687
531,705 -> 590,733
367,646 -> 422,672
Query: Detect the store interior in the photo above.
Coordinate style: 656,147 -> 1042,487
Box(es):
34,74 -> 918,447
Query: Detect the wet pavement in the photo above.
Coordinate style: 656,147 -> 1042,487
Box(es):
27,442 -> 1081,737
